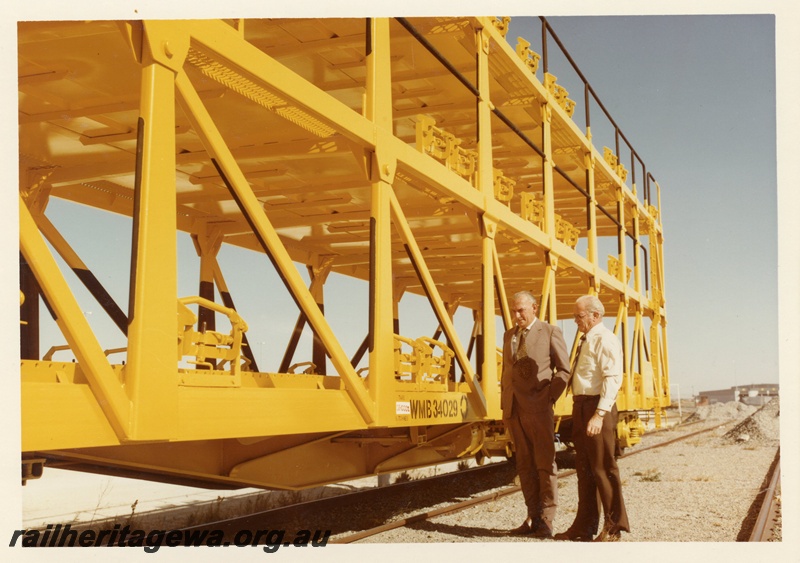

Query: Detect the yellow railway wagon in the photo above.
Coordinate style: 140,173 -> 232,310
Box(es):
19,17 -> 669,489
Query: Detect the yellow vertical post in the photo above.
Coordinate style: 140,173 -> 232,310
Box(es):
614,187 -> 631,415
125,42 -> 178,440
480,220 -> 500,417
647,311 -> 660,403
633,307 -> 645,412
650,310 -> 665,405
476,26 -> 494,200
366,18 -> 395,422
629,207 -> 643,413
647,210 -> 669,406
542,106 -> 556,236
617,188 -> 628,288
585,153 -> 599,285
632,207 -> 642,295
616,186 -> 628,296
365,18 -> 392,132
368,188 -> 394,415
541,103 -> 558,319
655,187 -> 667,398
476,26 -> 500,417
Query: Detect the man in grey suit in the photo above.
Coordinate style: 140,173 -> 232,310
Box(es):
501,291 -> 570,538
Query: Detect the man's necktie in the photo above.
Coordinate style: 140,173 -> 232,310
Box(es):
515,328 -> 528,361
566,334 -> 587,394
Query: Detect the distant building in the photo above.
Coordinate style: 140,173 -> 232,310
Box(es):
698,383 -> 779,406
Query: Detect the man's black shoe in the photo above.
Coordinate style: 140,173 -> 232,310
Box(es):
553,529 -> 593,542
530,526 -> 553,539
508,520 -> 532,536
593,528 -> 621,542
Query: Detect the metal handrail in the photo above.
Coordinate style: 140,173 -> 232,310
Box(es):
396,15 -> 662,256
539,16 -> 660,208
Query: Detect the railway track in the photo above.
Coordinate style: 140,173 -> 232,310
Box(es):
748,449 -> 781,542
331,420 -> 731,543
172,417 -> 742,545
178,456 -> 519,542
32,411 -> 769,548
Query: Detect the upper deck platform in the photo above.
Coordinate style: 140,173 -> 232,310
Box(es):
19,17 -> 664,320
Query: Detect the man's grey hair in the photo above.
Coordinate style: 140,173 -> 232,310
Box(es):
512,290 -> 538,306
576,294 -> 604,316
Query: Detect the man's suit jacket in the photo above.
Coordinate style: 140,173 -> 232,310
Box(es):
501,320 -> 571,418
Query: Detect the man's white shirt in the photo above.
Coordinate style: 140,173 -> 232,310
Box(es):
572,322 -> 623,412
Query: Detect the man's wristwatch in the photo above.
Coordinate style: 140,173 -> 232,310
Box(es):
595,409 -> 606,418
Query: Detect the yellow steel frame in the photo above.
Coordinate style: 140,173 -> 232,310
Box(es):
19,17 -> 669,488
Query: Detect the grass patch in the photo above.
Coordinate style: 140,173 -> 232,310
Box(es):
634,468 -> 662,482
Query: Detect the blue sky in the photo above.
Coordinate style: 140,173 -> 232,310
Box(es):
512,15 -> 779,396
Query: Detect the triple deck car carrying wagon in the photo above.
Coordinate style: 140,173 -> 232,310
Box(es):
19,16 -> 670,489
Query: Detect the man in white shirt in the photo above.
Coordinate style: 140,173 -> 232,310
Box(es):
554,294 -> 630,542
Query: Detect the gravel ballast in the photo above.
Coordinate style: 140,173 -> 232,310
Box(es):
357,399 -> 780,543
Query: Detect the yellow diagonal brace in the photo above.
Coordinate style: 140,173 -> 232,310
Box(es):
30,211 -> 85,270
388,190 -> 487,417
192,225 -> 224,333
614,300 -> 631,380
175,71 -> 374,425
19,196 -> 131,440
491,240 -> 512,331
542,251 -> 558,324
659,323 -> 670,396
30,210 -> 128,335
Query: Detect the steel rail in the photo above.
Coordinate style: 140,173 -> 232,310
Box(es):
749,449 -> 781,542
176,459 -> 515,536
331,482 -> 522,544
